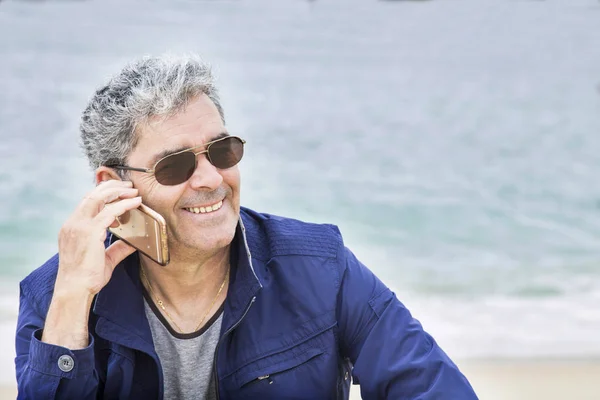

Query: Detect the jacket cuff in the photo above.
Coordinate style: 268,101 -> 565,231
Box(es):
29,329 -> 95,378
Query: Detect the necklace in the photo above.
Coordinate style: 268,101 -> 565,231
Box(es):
140,266 -> 229,334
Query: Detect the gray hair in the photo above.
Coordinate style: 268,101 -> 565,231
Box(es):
79,54 -> 225,175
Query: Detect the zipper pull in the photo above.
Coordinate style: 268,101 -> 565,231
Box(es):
257,375 -> 274,384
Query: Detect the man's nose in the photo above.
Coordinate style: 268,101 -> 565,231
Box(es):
187,153 -> 223,190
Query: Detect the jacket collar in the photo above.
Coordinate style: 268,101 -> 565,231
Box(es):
221,215 -> 263,334
92,251 -> 155,352
92,212 -> 264,350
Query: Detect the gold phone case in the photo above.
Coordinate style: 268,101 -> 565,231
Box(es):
108,204 -> 170,266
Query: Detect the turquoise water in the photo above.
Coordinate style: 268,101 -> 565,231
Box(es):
1,0 -> 600,378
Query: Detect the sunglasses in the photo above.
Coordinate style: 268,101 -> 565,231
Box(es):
108,136 -> 245,186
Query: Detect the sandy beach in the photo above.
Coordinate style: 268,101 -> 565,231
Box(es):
2,359 -> 599,399
457,359 -> 600,400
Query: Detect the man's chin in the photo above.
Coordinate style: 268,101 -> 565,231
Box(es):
171,225 -> 236,252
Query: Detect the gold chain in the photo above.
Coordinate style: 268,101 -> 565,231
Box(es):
141,266 -> 229,334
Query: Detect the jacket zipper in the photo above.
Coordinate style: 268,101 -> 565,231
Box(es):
213,296 -> 257,400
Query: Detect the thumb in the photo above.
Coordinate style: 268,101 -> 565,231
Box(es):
105,239 -> 136,270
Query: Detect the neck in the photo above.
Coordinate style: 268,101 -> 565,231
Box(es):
141,245 -> 230,300
139,246 -> 231,332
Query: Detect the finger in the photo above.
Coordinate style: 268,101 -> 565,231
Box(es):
80,181 -> 133,211
95,196 -> 142,229
95,179 -> 133,190
81,189 -> 138,217
79,183 -> 136,216
105,188 -> 140,205
105,239 -> 137,271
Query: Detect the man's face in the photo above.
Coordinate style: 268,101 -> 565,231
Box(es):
125,94 -> 240,258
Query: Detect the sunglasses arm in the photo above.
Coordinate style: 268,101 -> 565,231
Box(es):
110,166 -> 154,173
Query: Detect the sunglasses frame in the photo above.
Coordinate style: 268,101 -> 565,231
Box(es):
108,135 -> 245,184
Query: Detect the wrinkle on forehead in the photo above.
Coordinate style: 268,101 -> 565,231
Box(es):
145,94 -> 222,136
131,94 -> 225,162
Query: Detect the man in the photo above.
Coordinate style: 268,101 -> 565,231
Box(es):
15,54 -> 478,399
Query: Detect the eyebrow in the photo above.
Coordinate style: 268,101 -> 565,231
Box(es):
149,132 -> 230,165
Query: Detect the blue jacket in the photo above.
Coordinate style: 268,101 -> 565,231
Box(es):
15,207 -> 478,399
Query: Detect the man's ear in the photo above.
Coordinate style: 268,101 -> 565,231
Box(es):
95,166 -> 123,186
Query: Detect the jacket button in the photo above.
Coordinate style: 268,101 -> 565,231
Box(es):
58,355 -> 74,372
344,371 -> 349,380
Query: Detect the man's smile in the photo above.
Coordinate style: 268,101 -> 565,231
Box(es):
183,199 -> 224,214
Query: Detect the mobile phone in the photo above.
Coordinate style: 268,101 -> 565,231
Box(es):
108,203 -> 170,266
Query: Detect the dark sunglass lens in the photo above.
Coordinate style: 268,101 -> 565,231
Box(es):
154,152 -> 196,185
208,137 -> 244,169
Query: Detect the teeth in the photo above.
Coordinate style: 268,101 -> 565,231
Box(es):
186,200 -> 222,214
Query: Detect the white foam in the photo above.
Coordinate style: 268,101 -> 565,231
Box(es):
0,319 -> 17,385
0,284 -> 19,385
398,291 -> 600,360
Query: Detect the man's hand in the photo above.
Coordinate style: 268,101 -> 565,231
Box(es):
55,180 -> 142,296
41,180 -> 142,349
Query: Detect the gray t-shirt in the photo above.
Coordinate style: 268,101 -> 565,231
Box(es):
143,294 -> 223,400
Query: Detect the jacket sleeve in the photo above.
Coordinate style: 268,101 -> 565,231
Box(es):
15,283 -> 99,400
336,247 -> 479,400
